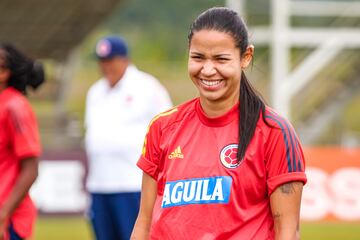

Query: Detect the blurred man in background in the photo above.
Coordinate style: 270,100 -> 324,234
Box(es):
84,35 -> 172,240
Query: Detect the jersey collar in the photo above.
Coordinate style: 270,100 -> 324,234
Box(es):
195,99 -> 239,127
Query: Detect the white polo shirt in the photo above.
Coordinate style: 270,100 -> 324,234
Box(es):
84,65 -> 172,193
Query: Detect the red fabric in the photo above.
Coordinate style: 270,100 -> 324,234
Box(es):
137,98 -> 306,239
0,88 -> 40,238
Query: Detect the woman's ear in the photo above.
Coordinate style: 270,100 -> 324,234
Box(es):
240,45 -> 254,69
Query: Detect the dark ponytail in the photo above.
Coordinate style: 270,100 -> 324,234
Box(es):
0,43 -> 45,94
238,73 -> 266,160
189,7 -> 269,162
28,61 -> 45,90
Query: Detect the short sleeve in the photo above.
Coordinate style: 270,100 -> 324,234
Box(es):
265,114 -> 307,195
137,117 -> 162,180
7,102 -> 41,160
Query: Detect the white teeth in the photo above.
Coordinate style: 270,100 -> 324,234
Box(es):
200,79 -> 222,86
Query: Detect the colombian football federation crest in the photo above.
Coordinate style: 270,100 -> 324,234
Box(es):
220,144 -> 240,169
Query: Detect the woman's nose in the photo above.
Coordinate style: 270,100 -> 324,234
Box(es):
201,61 -> 216,76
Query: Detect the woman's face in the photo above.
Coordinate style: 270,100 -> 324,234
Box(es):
188,30 -> 253,108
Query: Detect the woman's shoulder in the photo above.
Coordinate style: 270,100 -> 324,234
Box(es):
1,87 -> 29,108
262,106 -> 293,128
257,106 -> 297,139
148,98 -> 198,130
0,88 -> 34,120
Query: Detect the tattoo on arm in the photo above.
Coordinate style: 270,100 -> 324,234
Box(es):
280,182 -> 299,194
273,212 -> 281,219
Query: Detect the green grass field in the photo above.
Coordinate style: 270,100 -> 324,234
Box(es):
34,217 -> 360,240
34,217 -> 92,240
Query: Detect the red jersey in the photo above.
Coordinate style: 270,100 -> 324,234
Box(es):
0,88 -> 40,238
137,98 -> 307,240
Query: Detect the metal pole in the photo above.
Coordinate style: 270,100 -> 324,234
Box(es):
226,0 -> 246,17
271,0 -> 290,118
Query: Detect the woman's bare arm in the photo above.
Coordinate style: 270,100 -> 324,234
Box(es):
131,172 -> 157,239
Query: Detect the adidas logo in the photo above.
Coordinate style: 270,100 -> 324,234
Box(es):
168,146 -> 184,159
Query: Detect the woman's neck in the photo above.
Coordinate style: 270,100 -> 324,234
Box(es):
199,94 -> 238,118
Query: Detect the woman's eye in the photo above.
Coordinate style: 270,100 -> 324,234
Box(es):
217,58 -> 229,62
191,56 -> 204,61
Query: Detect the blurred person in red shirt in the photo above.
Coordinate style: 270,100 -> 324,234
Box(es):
0,44 -> 44,240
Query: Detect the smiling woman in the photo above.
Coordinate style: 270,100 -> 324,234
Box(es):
131,7 -> 307,240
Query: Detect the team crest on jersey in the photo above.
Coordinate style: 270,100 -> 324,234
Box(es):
162,176 -> 232,208
220,144 -> 240,169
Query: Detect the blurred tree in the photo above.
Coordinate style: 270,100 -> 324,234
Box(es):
105,0 -> 225,61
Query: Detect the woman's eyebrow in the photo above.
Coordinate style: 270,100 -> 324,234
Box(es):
189,51 -> 204,56
214,53 -> 232,58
